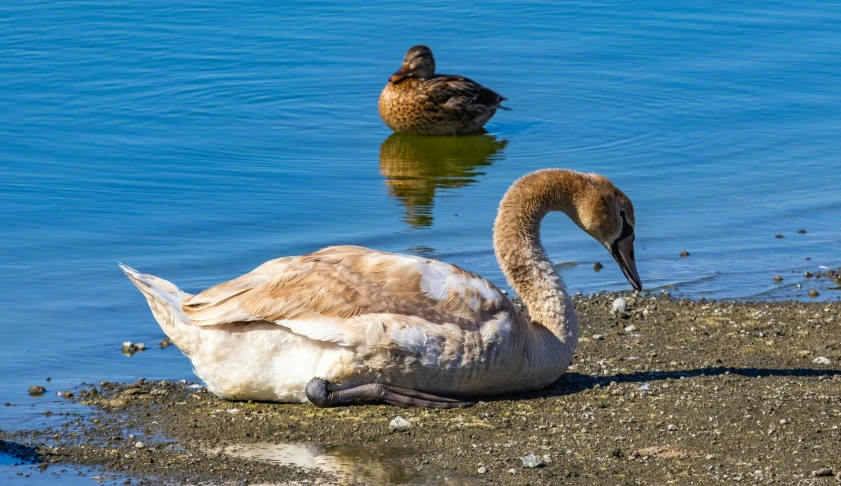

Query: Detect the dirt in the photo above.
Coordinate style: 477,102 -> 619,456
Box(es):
3,292 -> 841,485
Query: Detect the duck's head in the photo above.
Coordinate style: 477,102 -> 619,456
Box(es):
573,174 -> 642,291
389,45 -> 436,84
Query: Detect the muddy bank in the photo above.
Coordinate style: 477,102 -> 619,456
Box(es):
3,292 -> 841,485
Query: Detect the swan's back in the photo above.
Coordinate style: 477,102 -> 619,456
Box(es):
182,246 -> 519,345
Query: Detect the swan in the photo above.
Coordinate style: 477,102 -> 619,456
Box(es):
120,169 -> 641,408
378,45 -> 507,135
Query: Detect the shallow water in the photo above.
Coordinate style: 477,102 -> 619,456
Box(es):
210,442 -> 474,485
1,0 -> 840,467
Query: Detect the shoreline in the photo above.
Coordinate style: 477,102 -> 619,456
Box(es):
3,292 -> 841,484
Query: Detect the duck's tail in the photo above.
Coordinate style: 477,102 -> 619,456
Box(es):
119,263 -> 199,355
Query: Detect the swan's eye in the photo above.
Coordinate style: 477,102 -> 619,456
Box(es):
620,210 -> 626,218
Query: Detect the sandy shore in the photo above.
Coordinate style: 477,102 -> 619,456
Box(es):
3,292 -> 841,485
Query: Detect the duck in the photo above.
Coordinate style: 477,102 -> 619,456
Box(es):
378,45 -> 507,135
120,169 -> 641,408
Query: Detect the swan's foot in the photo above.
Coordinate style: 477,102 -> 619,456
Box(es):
305,378 -> 474,409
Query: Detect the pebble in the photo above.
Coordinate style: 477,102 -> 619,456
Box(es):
508,468 -> 516,475
520,453 -> 545,468
592,334 -> 604,341
667,424 -> 677,431
624,324 -> 636,332
811,468 -> 833,477
797,229 -> 807,234
477,466 -> 487,474
773,275 -> 783,283
593,262 -> 603,272
636,383 -> 650,392
612,297 -> 627,314
813,356 -> 831,365
28,386 -> 46,396
809,289 -> 820,298
679,250 -> 690,258
134,442 -> 144,449
775,234 -> 784,239
389,417 -> 412,431
159,338 -> 172,349
122,342 -> 147,355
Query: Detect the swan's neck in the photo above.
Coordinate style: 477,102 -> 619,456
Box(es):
493,169 -> 583,344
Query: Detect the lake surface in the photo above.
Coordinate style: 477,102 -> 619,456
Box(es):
1,1 -> 840,480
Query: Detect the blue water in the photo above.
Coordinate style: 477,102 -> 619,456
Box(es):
1,2 -> 840,476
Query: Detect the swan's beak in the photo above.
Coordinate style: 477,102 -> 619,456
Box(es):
610,234 -> 642,291
389,66 -> 410,83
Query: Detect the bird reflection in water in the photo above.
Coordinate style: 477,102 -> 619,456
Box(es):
379,132 -> 508,228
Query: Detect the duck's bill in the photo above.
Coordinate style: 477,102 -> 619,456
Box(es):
389,67 -> 410,83
610,235 -> 642,291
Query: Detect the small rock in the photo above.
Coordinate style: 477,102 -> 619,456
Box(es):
592,334 -> 604,341
797,229 -> 807,234
45,377 -> 51,382
159,338 -> 172,349
809,289 -> 820,298
477,466 -> 487,474
612,297 -> 627,314
28,386 -> 46,396
813,356 -> 831,365
636,383 -> 650,392
508,468 -> 516,475
593,262 -> 603,272
667,424 -> 677,431
775,234 -> 784,239
389,417 -> 412,431
641,309 -> 650,317
134,442 -> 144,449
520,453 -> 545,468
134,343 -> 146,351
773,275 -> 783,283
811,468 -> 833,477
624,324 -> 636,332
679,250 -> 690,258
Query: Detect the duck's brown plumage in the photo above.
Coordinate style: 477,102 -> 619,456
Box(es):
379,46 -> 506,135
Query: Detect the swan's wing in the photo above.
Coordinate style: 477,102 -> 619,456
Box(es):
181,246 -> 516,346
422,75 -> 505,111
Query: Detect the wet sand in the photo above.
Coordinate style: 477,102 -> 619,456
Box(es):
3,292 -> 841,485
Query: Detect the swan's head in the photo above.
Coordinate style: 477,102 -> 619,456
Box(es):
575,174 -> 642,291
390,45 -> 436,83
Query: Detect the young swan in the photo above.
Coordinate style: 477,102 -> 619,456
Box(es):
378,45 -> 507,136
120,169 -> 640,408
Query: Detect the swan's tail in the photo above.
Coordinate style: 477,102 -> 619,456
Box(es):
119,263 -> 199,354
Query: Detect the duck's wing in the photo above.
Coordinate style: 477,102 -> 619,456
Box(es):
421,75 -> 506,111
181,246 -> 518,347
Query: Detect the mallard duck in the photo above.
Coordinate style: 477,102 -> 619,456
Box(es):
378,45 -> 507,135
121,169 -> 641,408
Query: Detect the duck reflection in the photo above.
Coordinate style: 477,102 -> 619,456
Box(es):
379,132 -> 508,228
